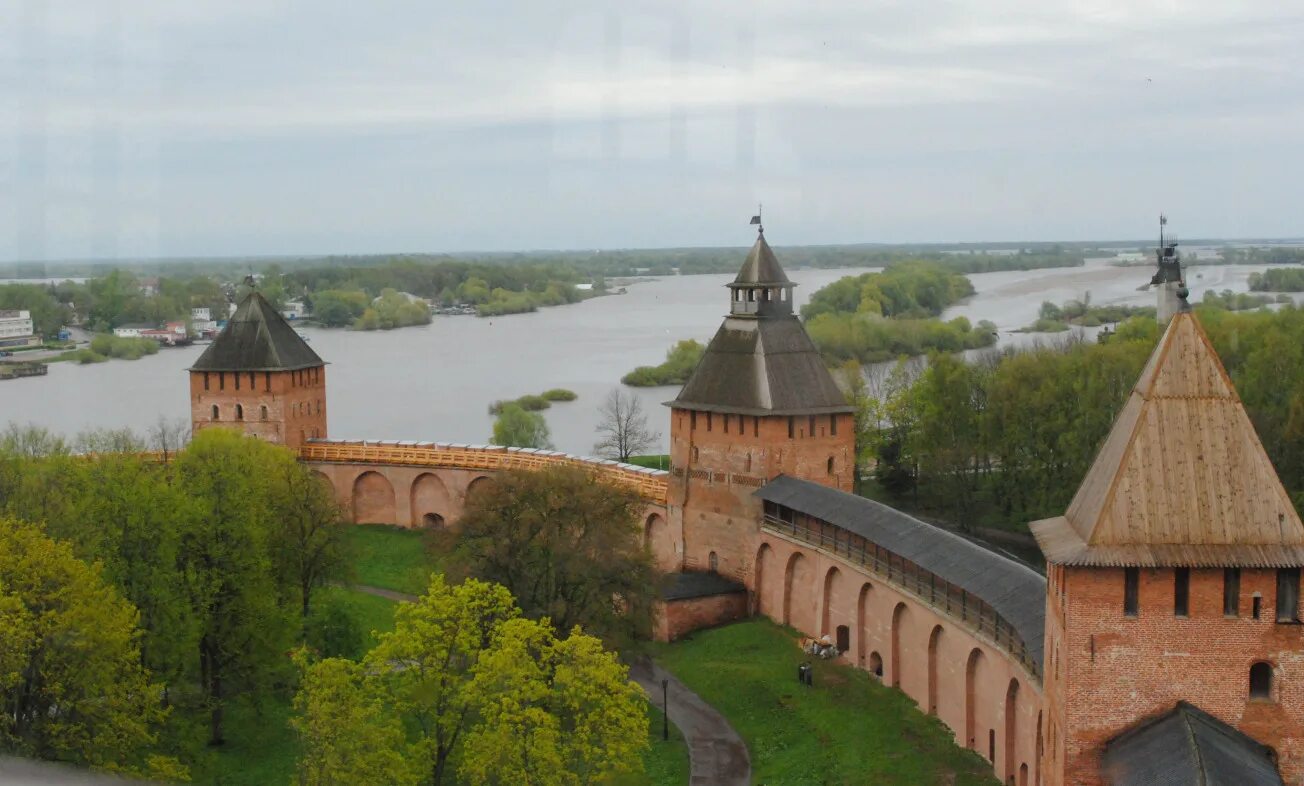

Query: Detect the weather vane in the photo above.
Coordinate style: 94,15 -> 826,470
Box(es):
749,204 -> 763,234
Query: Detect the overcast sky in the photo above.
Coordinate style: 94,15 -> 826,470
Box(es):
2,1 -> 1302,262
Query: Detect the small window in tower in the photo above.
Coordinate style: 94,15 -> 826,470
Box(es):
808,416 -> 816,437
265,372 -> 271,392
691,447 -> 699,463
1174,568 -> 1189,617
261,405 -> 268,421
1123,567 -> 1139,617
1224,568 -> 1241,617
235,404 -> 244,421
830,415 -> 837,436
1250,662 -> 1273,699
1253,594 -> 1263,620
723,415 -> 729,434
219,372 -> 225,391
234,372 -> 240,391
708,552 -> 718,572
211,405 -> 220,421
706,412 -> 712,432
747,289 -> 755,302
745,454 -> 752,473
248,372 -> 255,388
203,372 -> 210,391
690,411 -> 697,431
1276,568 -> 1299,623
827,457 -> 834,475
753,417 -> 758,437
316,400 -> 321,414
988,730 -> 995,762
788,417 -> 794,439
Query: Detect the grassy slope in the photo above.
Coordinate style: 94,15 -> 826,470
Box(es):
653,620 -> 999,786
614,702 -> 691,786
345,524 -> 441,594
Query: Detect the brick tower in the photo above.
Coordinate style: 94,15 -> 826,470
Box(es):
1032,310 -> 1304,785
189,290 -> 327,449
667,225 -> 854,580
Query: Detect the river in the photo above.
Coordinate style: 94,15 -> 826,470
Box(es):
2,260 -> 1298,455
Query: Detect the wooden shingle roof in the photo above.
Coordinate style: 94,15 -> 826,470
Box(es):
1032,311 -> 1304,567
190,291 -> 323,372
1101,702 -> 1283,786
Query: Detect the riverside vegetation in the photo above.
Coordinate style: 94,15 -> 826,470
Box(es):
858,305 -> 1304,533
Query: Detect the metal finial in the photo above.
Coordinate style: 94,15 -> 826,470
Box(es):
749,204 -> 763,234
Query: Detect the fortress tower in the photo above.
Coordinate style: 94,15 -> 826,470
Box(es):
1033,311 -> 1304,785
667,226 -> 854,579
188,290 -> 327,449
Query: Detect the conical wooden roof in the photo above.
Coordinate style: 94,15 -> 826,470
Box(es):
732,233 -> 790,285
1031,311 -> 1304,567
191,291 -> 323,372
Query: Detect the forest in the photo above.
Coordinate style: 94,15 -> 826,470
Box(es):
859,305 -> 1304,534
800,263 -> 997,364
1249,268 -> 1304,292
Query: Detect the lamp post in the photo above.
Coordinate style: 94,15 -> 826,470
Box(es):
661,678 -> 669,741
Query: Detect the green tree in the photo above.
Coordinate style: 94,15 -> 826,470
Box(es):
363,576 -> 518,785
0,517 -> 182,778
292,654 -> 417,786
269,461 -> 353,617
311,290 -> 369,327
451,466 -> 658,645
174,429 -> 297,746
491,402 -> 552,448
458,618 -> 648,786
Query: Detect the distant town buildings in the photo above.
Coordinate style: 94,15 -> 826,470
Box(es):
0,310 -> 40,349
281,300 -> 307,320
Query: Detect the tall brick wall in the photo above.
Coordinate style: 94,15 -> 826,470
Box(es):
190,366 -> 327,449
1046,565 -> 1304,785
667,406 -> 854,579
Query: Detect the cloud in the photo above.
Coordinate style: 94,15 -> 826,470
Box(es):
1,0 -> 1303,259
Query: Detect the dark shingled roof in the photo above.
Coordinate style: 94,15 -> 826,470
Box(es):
660,571 -> 747,601
672,317 -> 853,415
1101,702 -> 1283,786
191,291 -> 323,372
733,233 -> 790,285
755,475 -> 1046,670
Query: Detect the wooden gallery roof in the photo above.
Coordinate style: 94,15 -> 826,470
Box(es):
1031,311 -> 1304,567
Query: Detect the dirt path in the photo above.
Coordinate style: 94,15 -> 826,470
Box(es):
630,659 -> 751,786
350,584 -> 418,602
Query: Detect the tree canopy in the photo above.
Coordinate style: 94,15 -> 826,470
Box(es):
450,466 -> 659,645
0,517 -> 183,779
491,403 -> 552,448
293,576 -> 647,786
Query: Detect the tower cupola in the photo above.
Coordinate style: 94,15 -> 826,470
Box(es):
727,229 -> 795,317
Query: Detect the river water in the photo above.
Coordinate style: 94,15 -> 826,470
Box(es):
2,260 -> 1297,455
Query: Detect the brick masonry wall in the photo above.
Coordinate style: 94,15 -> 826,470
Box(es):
756,532 -> 1044,784
1048,565 -> 1304,786
655,591 -> 749,642
190,366 -> 328,449
668,407 -> 854,581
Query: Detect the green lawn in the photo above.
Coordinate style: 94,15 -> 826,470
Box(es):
345,524 -> 441,594
612,701 -> 691,786
652,620 -> 998,786
625,454 -> 670,470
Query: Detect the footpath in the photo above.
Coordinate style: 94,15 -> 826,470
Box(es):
629,659 -> 751,786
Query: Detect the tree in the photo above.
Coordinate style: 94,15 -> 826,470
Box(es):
293,577 -> 647,786
292,654 -> 417,786
451,466 -> 658,644
0,517 -> 182,778
458,618 -> 647,786
270,461 -> 353,617
362,576 -> 518,785
148,415 -> 191,463
491,402 -> 552,449
174,429 -> 296,746
594,388 -> 660,461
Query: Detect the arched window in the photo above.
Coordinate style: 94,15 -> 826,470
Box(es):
691,446 -> 699,462
235,404 -> 244,420
260,405 -> 268,421
1250,662 -> 1273,699
708,551 -> 719,573
211,405 -> 219,420
827,456 -> 835,474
